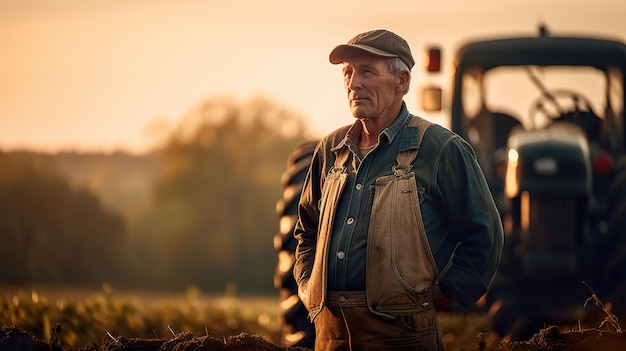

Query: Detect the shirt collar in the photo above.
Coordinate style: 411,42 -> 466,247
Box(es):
331,102 -> 411,153
381,102 -> 411,144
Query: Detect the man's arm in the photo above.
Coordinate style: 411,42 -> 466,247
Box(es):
293,145 -> 323,297
435,137 -> 504,308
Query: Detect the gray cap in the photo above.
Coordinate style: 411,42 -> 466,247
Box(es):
329,29 -> 414,69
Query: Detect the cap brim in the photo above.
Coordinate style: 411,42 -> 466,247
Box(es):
329,44 -> 398,64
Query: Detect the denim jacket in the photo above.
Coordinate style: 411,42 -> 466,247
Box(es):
294,104 -> 504,321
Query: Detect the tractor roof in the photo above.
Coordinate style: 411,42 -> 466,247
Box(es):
455,34 -> 626,70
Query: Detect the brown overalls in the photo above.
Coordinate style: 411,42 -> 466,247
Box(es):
313,117 -> 446,351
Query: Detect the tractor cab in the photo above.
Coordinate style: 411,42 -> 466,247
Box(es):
425,26 -> 626,340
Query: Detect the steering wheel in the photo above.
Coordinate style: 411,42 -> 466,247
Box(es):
529,89 -> 595,128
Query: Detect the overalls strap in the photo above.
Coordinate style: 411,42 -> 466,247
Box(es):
394,115 -> 433,174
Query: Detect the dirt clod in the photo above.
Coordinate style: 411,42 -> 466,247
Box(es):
498,325 -> 626,351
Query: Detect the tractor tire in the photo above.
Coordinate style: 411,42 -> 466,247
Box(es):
273,140 -> 317,348
489,299 -> 550,341
603,163 -> 626,315
486,230 -> 542,341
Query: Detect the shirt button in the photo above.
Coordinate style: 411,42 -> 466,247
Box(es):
337,251 -> 345,259
356,183 -> 363,190
347,218 -> 354,224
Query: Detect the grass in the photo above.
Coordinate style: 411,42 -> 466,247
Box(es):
0,285 -> 498,350
583,281 -> 622,333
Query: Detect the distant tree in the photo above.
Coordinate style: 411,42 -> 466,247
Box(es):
8,150 -> 160,223
0,153 -> 129,286
130,95 -> 311,293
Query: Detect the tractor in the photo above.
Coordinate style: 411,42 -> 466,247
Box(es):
421,25 -> 626,340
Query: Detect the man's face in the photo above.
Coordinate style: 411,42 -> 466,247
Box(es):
342,56 -> 402,120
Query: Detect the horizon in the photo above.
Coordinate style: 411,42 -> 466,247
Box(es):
2,0 -> 625,153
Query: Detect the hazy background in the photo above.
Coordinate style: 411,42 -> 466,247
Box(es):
1,0 -> 625,296
2,0 -> 625,152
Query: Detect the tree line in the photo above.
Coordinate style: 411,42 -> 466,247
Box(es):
0,95 -> 314,294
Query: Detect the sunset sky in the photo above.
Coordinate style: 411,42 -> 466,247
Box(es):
2,0 -> 625,153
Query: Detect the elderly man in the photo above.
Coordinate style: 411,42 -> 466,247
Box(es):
293,29 -> 503,350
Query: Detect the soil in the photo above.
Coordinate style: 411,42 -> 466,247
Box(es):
497,325 -> 626,351
2,324 -> 625,351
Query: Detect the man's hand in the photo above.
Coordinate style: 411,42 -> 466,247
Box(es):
432,283 -> 454,308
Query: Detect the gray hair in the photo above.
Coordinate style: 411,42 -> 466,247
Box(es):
388,57 -> 411,95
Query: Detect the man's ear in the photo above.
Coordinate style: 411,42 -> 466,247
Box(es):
397,71 -> 410,92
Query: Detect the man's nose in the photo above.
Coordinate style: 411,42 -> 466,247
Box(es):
346,73 -> 360,90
